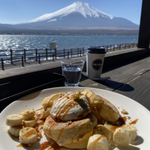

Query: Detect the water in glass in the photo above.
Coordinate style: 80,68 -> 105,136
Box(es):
61,59 -> 84,86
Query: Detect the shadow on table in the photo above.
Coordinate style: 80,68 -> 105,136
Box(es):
80,75 -> 134,91
99,79 -> 134,91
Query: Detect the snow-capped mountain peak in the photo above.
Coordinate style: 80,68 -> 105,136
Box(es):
69,1 -> 113,19
30,1 -> 113,23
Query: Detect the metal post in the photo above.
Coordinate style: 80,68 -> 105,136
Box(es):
64,49 -> 65,58
1,58 -> 4,70
10,49 -> 13,64
24,49 -> 26,63
80,50 -> 81,57
71,49 -> 72,57
22,56 -> 24,67
35,49 -> 37,61
50,52 -> 52,62
110,45 -> 111,51
119,44 -> 121,50
68,51 -> 69,59
46,48 -> 48,60
107,45 -> 109,51
83,48 -> 84,56
55,48 -> 57,60
38,54 -> 40,64
53,53 -> 54,61
78,48 -> 79,56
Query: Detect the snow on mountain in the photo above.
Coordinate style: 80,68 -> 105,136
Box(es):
2,1 -> 138,31
29,1 -> 113,23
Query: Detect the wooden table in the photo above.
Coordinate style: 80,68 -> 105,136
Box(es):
80,56 -> 150,111
1,55 -> 150,112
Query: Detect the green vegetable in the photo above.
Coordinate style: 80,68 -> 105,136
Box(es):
74,92 -> 81,101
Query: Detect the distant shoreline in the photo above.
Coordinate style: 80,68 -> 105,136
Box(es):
0,29 -> 139,36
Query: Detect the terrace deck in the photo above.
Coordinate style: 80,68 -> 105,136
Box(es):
0,48 -> 150,112
80,55 -> 150,111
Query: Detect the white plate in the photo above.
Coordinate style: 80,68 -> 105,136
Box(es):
0,87 -> 150,150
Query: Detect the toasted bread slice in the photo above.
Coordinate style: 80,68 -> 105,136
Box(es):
82,89 -> 120,123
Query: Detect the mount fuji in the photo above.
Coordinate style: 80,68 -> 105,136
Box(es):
0,1 -> 139,32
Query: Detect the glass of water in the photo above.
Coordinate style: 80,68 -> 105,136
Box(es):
61,59 -> 85,86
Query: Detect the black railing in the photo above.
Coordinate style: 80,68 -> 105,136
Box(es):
0,43 -> 137,70
0,47 -> 86,64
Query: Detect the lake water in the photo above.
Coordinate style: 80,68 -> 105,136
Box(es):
0,35 -> 138,50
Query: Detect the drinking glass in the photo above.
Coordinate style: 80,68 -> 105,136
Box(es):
61,59 -> 85,86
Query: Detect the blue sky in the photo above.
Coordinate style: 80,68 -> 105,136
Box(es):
0,0 -> 142,25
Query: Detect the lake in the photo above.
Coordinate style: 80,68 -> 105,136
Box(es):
0,35 -> 138,50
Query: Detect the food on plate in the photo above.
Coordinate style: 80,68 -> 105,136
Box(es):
104,122 -> 119,137
93,124 -> 111,141
44,113 -> 97,149
121,125 -> 137,142
121,109 -> 129,115
8,126 -> 22,137
42,92 -> 66,108
19,127 -> 37,144
87,134 -> 108,150
23,118 -> 36,127
19,109 -> 35,120
5,89 -> 138,149
39,107 -> 51,119
35,107 -> 51,120
6,109 -> 38,145
82,89 -> 120,124
113,127 -> 131,147
6,114 -> 24,126
50,92 -> 91,121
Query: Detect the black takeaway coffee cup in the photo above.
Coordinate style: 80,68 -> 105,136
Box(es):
86,47 -> 106,79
